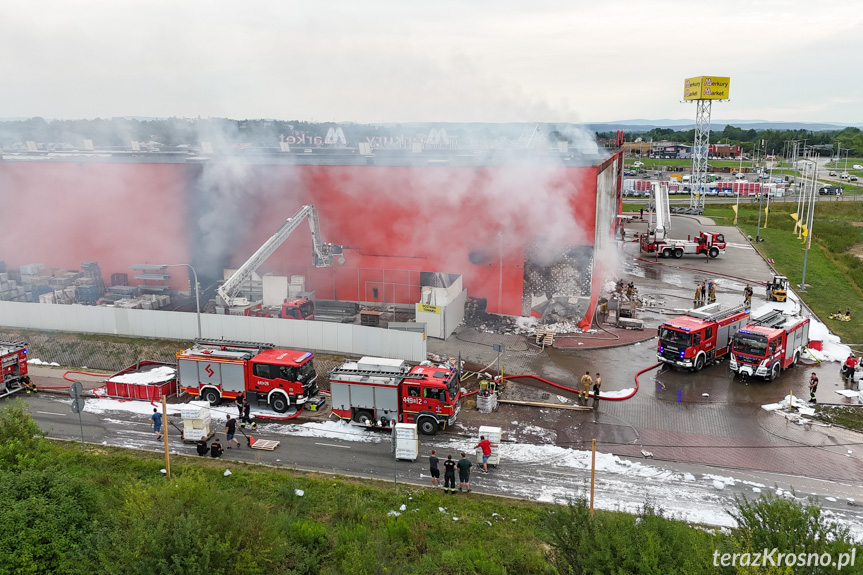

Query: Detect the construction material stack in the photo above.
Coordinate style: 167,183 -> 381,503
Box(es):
181,402 -> 213,443
392,423 -> 419,461
657,303 -> 750,371
730,309 -> 809,380
329,357 -> 461,435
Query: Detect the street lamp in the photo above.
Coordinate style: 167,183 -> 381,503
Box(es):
131,263 -> 202,338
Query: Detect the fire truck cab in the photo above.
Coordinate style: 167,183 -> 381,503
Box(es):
329,357 -> 461,435
1,341 -> 29,399
730,310 -> 810,380
657,303 -> 750,371
177,339 -> 318,413
280,298 -> 315,320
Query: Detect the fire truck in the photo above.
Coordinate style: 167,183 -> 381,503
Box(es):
640,231 -> 726,259
177,338 -> 318,412
729,309 -> 810,380
638,182 -> 726,258
329,357 -> 461,435
657,303 -> 750,371
280,298 -> 315,320
0,341 -> 29,399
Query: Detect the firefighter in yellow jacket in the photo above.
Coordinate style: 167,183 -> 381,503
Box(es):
579,371 -> 593,405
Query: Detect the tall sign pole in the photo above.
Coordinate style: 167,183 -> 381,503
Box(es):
683,76 -> 731,213
69,381 -> 85,446
162,395 -> 171,479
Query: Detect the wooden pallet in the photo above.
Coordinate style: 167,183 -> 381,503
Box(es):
250,439 -> 280,451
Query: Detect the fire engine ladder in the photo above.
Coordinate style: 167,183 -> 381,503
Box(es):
193,338 -> 276,351
687,302 -> 747,322
747,310 -> 788,328
216,205 -> 343,307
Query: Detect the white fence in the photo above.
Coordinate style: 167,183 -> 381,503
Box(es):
0,301 -> 426,362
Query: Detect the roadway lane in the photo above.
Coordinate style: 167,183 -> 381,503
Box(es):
13,393 -> 863,536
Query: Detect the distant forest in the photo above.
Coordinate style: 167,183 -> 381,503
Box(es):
0,117 -> 860,157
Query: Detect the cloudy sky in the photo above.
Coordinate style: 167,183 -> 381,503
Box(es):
1,0 -> 860,124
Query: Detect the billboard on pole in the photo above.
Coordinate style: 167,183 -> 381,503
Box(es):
683,76 -> 731,100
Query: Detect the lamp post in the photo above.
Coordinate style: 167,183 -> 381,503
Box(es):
131,263 -> 201,338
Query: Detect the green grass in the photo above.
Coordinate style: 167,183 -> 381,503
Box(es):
813,405 -> 863,432
2,401 -> 860,575
704,202 -> 863,343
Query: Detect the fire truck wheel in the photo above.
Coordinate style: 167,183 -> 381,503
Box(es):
202,389 -> 220,406
417,417 -> 439,436
355,410 -> 374,426
270,394 -> 289,413
792,351 -> 800,367
709,247 -> 719,259
769,363 -> 780,381
693,354 -> 705,372
662,248 -> 673,258
673,248 -> 683,258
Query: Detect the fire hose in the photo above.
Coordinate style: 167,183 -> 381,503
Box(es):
463,364 -> 660,402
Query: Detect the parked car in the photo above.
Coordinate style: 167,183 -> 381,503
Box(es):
853,164 -> 863,170
840,173 -> 850,180
718,190 -> 734,197
818,185 -> 842,196
851,175 -> 859,182
829,171 -> 838,176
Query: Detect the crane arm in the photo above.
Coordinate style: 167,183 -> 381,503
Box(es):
217,205 -> 342,307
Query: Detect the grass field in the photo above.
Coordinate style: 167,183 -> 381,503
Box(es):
703,202 -> 863,344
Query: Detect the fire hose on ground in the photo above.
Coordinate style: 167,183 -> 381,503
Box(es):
461,363 -> 661,402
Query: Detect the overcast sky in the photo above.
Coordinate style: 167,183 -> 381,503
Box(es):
1,1 -> 860,124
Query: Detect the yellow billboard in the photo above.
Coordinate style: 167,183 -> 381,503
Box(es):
683,76 -> 731,101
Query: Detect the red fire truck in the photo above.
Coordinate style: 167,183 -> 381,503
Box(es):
657,303 -> 750,371
640,231 -> 727,259
280,298 -> 315,320
0,341 -> 29,399
329,357 -> 461,435
177,338 -> 318,412
729,309 -> 810,380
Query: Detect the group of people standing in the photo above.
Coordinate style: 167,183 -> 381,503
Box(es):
693,280 -> 716,307
428,436 -> 497,494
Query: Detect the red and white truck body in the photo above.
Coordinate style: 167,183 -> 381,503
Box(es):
0,341 -> 28,399
329,357 -> 461,435
729,310 -> 810,380
177,339 -> 318,413
640,231 -> 727,259
657,303 -> 750,371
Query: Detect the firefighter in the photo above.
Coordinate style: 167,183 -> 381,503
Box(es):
743,285 -> 753,308
625,282 -> 634,299
694,282 -> 703,308
708,281 -> 716,304
196,436 -> 209,456
20,376 -> 37,394
579,371 -> 593,405
808,372 -> 819,403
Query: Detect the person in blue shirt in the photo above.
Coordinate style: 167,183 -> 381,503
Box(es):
151,408 -> 163,441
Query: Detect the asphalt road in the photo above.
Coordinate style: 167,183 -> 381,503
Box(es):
16,391 -> 863,534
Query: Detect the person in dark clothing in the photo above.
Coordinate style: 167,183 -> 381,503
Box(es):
809,373 -> 819,403
196,436 -> 209,456
429,449 -> 441,488
21,376 -> 37,394
443,454 -> 457,494
457,452 -> 472,492
240,401 -> 256,429
234,393 -> 245,417
151,408 -> 163,441
225,415 -> 240,449
210,438 -> 223,458
700,282 -> 707,303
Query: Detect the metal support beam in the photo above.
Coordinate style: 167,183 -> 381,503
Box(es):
689,99 -> 712,211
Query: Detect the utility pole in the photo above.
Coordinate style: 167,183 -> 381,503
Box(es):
162,395 -> 171,478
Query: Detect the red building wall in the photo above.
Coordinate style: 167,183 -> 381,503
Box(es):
1,159 -> 601,316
